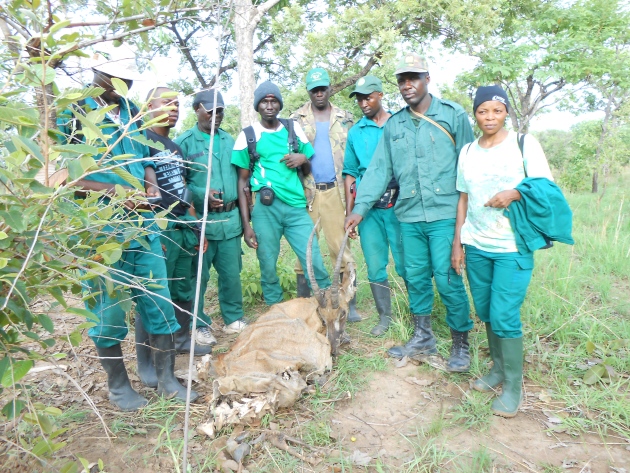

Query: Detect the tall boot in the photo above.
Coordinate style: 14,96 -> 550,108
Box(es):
473,323 -> 504,392
370,280 -> 392,336
446,329 -> 470,372
135,316 -> 157,388
149,333 -> 199,402
173,301 -> 212,355
296,273 -> 312,298
96,344 -> 148,411
344,273 -> 361,322
387,315 -> 437,358
491,337 -> 523,418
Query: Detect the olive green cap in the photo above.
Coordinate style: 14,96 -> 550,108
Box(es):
395,53 -> 429,75
305,68 -> 330,90
349,75 -> 383,98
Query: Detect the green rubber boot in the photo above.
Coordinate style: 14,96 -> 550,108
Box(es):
491,337 -> 523,418
472,324 -> 504,392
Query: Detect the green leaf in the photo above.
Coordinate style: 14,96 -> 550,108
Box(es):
11,135 -> 44,162
2,399 -> 26,419
111,78 -> 129,97
67,307 -> 99,322
0,357 -> 8,385
49,19 -> 71,34
30,64 -> 57,86
68,330 -> 82,346
0,258 -> 7,269
0,106 -> 39,127
583,364 -> 607,385
0,231 -> 7,240
111,166 -> 143,190
38,313 -> 55,333
48,286 -> 68,308
60,461 -> 79,473
0,210 -> 27,233
1,359 -> 34,387
585,340 -> 596,354
53,143 -> 99,156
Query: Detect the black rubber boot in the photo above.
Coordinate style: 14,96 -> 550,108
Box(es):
344,274 -> 361,322
446,329 -> 470,372
149,333 -> 199,402
491,337 -> 523,418
473,323 -> 504,392
96,344 -> 148,411
135,316 -> 157,388
387,315 -> 437,358
296,273 -> 312,298
173,301 -> 211,356
370,281 -> 392,336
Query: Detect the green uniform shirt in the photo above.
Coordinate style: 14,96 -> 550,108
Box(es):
342,114 -> 388,185
231,121 -> 315,208
175,126 -> 242,241
56,96 -> 159,245
353,95 -> 474,223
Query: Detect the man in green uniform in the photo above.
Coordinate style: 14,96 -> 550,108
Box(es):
343,76 -> 406,336
232,81 -> 332,304
290,68 -> 360,322
175,90 -> 247,335
57,58 -> 196,410
135,87 -> 211,389
345,54 -> 474,372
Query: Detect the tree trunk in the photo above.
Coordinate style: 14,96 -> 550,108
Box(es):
592,94 -> 613,193
233,0 -> 281,129
591,170 -> 599,193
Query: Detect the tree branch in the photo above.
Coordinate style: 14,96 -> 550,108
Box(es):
257,0 -> 283,15
330,51 -> 383,95
169,23 -> 209,88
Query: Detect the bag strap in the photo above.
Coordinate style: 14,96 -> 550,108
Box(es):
243,125 -> 259,174
278,118 -> 299,153
409,109 -> 455,146
517,133 -> 527,177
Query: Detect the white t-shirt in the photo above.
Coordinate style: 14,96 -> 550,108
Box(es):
456,131 -> 553,253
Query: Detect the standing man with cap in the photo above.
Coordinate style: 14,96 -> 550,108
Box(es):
175,90 -> 247,335
291,68 -> 359,321
345,54 -> 475,372
232,81 -> 332,305
135,87 -> 211,389
343,76 -> 406,337
57,57 -> 197,411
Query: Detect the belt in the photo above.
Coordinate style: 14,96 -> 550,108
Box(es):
208,200 -> 237,213
315,181 -> 336,191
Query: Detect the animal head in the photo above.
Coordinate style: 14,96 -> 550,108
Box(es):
306,221 -> 356,356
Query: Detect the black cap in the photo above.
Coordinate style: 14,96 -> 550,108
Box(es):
473,86 -> 510,114
193,89 -> 224,111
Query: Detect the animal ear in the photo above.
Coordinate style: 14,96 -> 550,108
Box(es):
344,264 -> 357,302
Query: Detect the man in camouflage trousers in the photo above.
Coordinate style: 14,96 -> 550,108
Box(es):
291,68 -> 360,321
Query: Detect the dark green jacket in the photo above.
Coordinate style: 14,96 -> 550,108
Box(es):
175,126 -> 242,241
507,177 -> 574,254
353,95 -> 474,223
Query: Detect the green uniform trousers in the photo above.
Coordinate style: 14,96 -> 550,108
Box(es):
400,219 -> 473,332
86,237 -> 180,348
358,206 -> 406,283
252,195 -> 331,305
465,245 -> 534,338
160,218 -> 197,302
192,235 -> 244,326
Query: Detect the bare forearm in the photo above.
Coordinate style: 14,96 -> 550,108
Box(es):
454,192 -> 468,246
344,175 -> 356,216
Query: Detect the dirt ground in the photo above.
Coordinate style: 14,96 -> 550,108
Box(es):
3,302 -> 630,473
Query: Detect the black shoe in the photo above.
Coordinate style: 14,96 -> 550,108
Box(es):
96,344 -> 148,411
370,280 -> 392,336
296,274 -> 312,298
446,329 -> 470,372
387,315 -> 437,358
173,301 -> 211,356
149,333 -> 199,402
135,316 -> 158,388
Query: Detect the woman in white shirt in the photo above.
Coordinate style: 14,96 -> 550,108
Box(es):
451,85 -> 553,418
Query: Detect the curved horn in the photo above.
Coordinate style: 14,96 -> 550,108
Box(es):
306,218 -> 326,307
331,228 -> 351,308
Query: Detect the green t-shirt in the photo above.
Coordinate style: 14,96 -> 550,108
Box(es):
231,121 -> 314,208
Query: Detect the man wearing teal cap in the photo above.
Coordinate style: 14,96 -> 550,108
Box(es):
291,68 -> 359,321
345,54 -> 474,372
343,75 -> 406,337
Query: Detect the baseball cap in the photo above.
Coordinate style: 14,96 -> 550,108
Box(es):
193,89 -> 224,111
349,75 -> 383,98
306,68 -> 330,91
394,53 -> 429,75
89,52 -> 143,81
